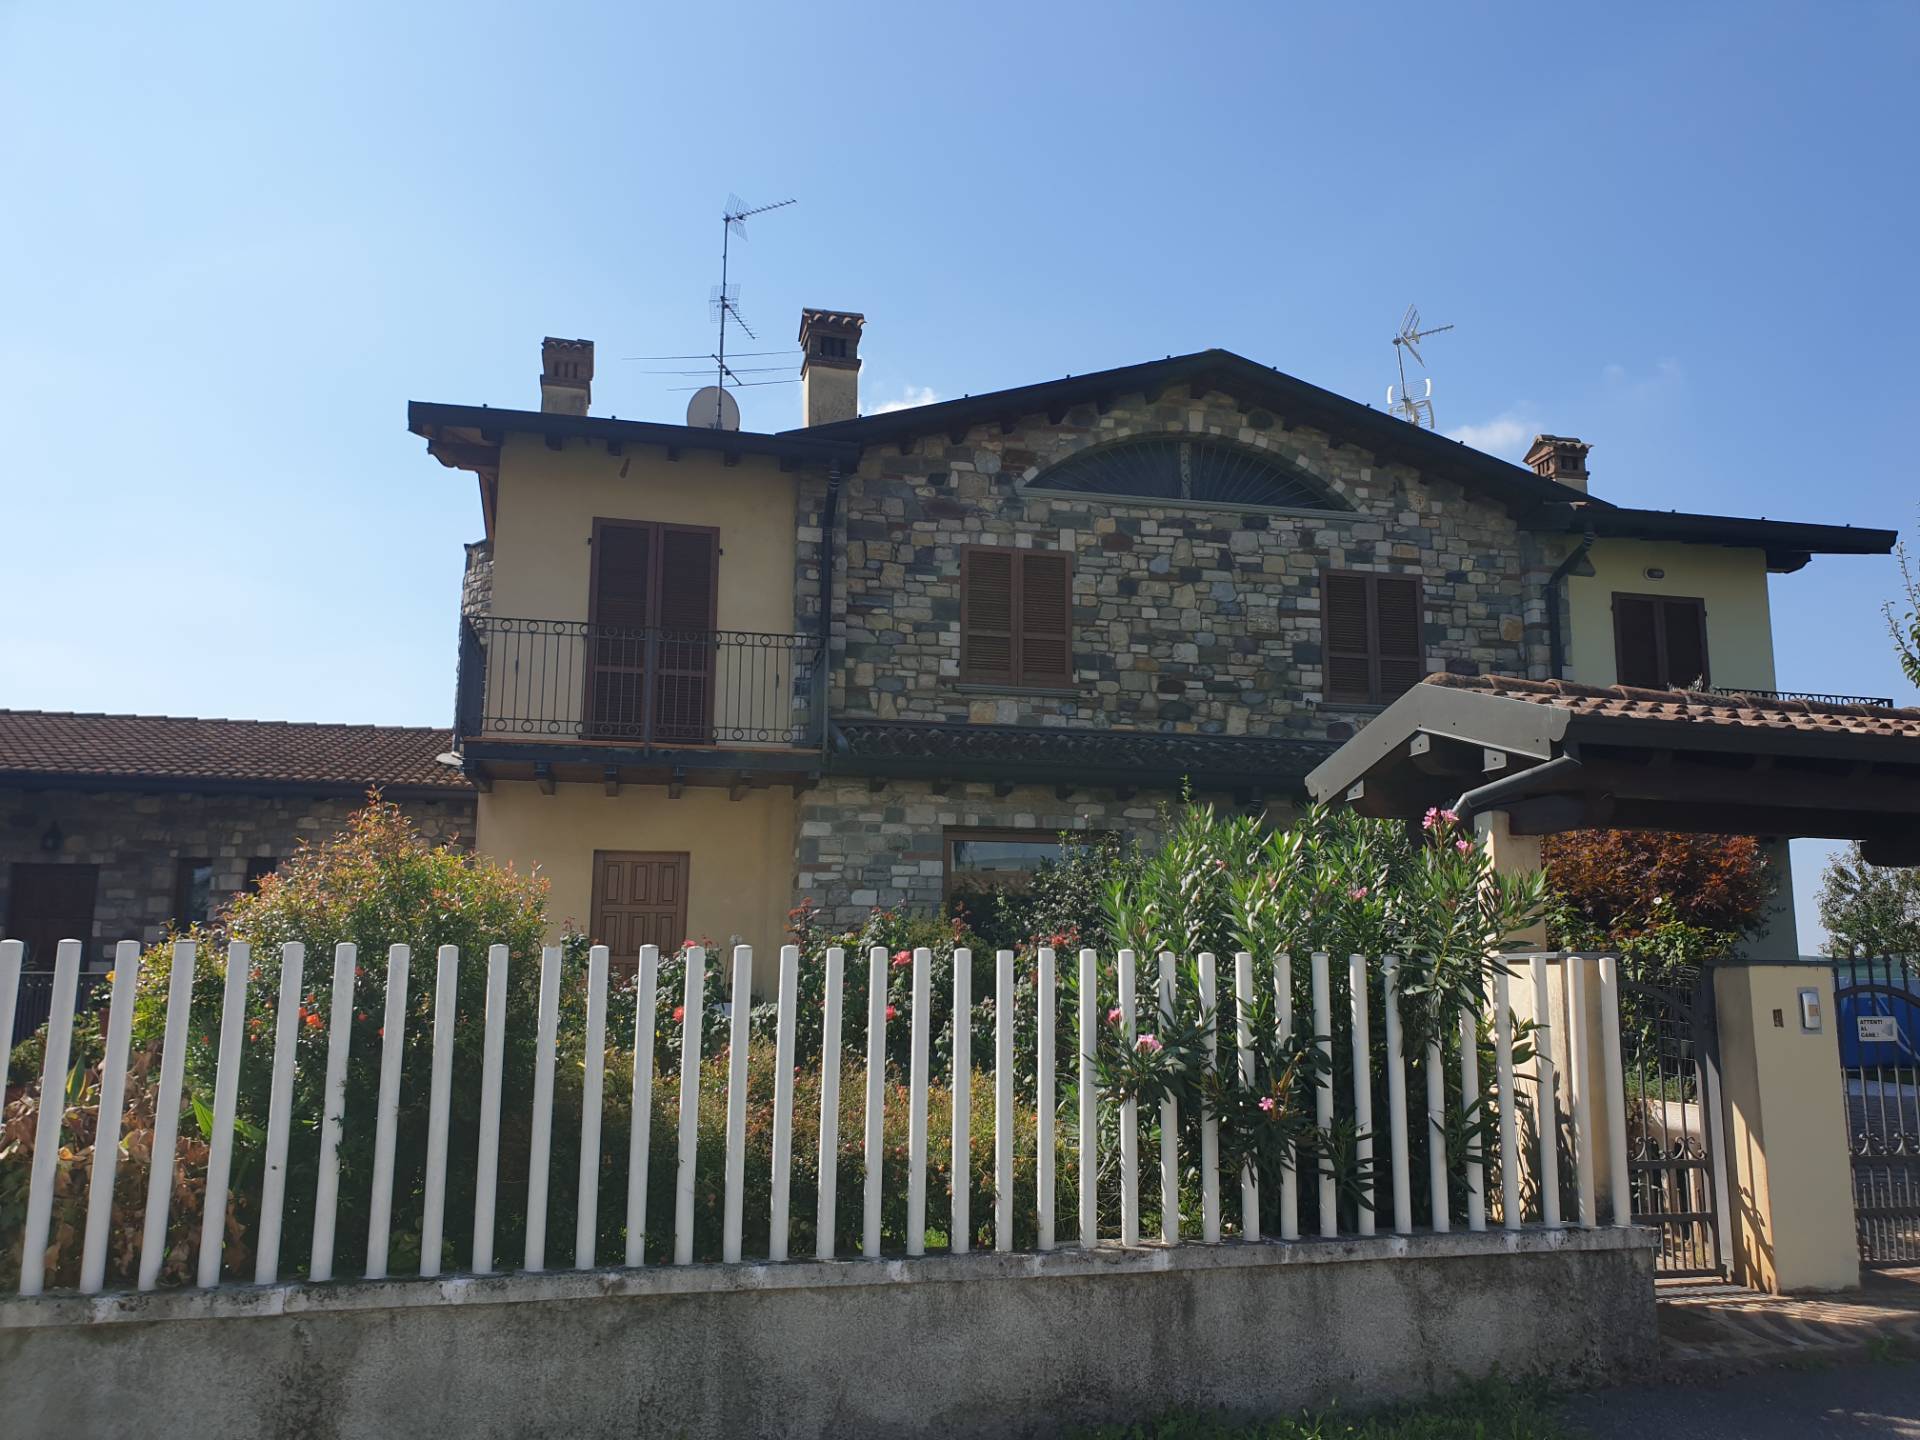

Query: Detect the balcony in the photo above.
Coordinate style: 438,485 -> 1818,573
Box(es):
455,617 -> 822,785
1708,687 -> 1895,709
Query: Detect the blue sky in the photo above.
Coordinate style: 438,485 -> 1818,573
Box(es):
3,2 -> 1914,949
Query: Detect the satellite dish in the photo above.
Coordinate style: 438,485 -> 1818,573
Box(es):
687,386 -> 741,431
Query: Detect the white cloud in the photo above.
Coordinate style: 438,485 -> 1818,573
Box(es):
1446,412 -> 1535,458
866,384 -> 939,416
1600,357 -> 1685,398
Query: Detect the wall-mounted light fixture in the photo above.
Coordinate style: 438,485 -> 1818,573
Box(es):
40,821 -> 63,853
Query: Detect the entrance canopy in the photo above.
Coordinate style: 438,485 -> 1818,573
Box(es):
1305,675 -> 1920,866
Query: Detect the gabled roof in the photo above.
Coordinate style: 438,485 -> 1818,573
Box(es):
1305,674 -> 1920,861
0,710 -> 471,798
790,349 -> 1591,515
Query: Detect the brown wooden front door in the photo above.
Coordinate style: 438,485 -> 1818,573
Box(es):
587,519 -> 720,743
6,863 -> 100,967
590,851 -> 690,956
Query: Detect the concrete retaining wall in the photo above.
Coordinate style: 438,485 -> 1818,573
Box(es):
0,1228 -> 1656,1439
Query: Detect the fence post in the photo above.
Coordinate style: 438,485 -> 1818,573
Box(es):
1199,951 -> 1221,1245
722,945 -> 753,1264
0,939 -> 19,1104
19,938 -> 81,1296
815,946 -> 844,1262
907,947 -> 931,1257
525,945 -> 561,1270
1597,954 -> 1631,1229
576,944 -> 610,1269
1461,1005 -> 1486,1233
252,943 -> 304,1286
1311,952 -> 1336,1238
1531,954 -> 1562,1228
1494,966 -> 1522,1231
81,941 -> 142,1294
952,948 -> 971,1254
140,940 -> 197,1291
1079,948 -> 1098,1249
1566,955 -> 1597,1229
199,941 -> 254,1288
424,944 -> 462,1276
674,946 -> 707,1266
1349,954 -> 1375,1238
1037,946 -> 1056,1252
472,945 -> 507,1275
996,948 -> 1015,1252
1383,955 -> 1412,1236
862,947 -> 886,1259
769,944 -> 800,1262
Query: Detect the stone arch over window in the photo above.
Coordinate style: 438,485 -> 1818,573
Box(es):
1023,435 -> 1353,513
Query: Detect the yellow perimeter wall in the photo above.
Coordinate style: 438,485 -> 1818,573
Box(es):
489,434 -> 798,635
477,782 -> 797,990
1565,539 -> 1777,690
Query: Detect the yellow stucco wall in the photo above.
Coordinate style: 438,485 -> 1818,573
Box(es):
1565,540 -> 1777,691
1712,963 -> 1860,1292
477,781 -> 797,990
489,434 -> 797,635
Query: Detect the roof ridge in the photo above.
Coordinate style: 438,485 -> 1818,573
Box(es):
0,708 -> 449,732
1424,672 -> 1920,722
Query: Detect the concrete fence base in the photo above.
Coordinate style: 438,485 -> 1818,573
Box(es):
0,1227 -> 1657,1439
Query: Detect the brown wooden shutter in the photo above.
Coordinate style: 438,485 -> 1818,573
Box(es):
591,521 -> 654,629
1017,551 -> 1073,686
1662,599 -> 1709,688
655,527 -> 718,741
591,851 -> 689,956
1323,573 -> 1374,703
1612,594 -> 1662,687
961,547 -> 1016,684
1373,576 -> 1425,699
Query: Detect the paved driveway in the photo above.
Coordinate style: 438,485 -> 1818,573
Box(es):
1563,1363 -> 1920,1439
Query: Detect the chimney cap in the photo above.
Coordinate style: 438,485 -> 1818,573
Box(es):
539,337 -> 594,415
1524,433 -> 1591,484
799,309 -> 863,376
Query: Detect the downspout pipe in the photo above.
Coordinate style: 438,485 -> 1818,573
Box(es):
1451,753 -> 1585,827
1545,526 -> 1595,682
813,463 -> 844,748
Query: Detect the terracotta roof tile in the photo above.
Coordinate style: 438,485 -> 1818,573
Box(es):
0,710 -> 471,792
1421,673 -> 1920,741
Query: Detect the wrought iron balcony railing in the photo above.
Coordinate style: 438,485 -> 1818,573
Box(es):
457,616 -> 822,747
1708,686 -> 1895,709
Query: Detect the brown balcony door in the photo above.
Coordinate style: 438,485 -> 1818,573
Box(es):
590,851 -> 690,956
7,862 -> 99,968
587,519 -> 719,742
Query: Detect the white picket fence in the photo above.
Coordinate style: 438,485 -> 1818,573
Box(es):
0,936 -> 1633,1300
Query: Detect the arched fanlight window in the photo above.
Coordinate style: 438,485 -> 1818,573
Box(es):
1025,436 -> 1352,512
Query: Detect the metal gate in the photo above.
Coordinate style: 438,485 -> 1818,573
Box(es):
1832,955 -> 1920,1267
1618,967 -> 1731,1277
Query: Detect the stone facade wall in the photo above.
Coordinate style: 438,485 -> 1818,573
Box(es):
0,786 -> 476,966
830,389 -> 1568,744
797,776 -> 1293,926
461,540 -> 493,619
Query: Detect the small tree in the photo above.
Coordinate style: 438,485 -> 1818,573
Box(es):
1886,525 -> 1920,693
1542,830 -> 1771,980
1819,844 -> 1920,960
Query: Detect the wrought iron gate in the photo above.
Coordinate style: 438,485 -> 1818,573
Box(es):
1618,967 -> 1731,1277
1832,955 -> 1920,1267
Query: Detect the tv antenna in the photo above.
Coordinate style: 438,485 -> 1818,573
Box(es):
1386,304 -> 1454,429
710,194 -> 796,427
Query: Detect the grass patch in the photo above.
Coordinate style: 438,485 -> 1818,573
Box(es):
1066,1379 -> 1569,1440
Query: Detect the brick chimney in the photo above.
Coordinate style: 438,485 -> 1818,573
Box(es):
1523,434 -> 1592,494
539,337 -> 593,415
798,309 -> 863,426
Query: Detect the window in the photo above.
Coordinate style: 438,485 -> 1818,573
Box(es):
174,858 -> 214,927
244,857 -> 280,892
944,831 -> 1074,900
1025,436 -> 1352,512
9,863 -> 99,967
960,546 -> 1074,688
1613,593 -> 1709,689
1322,571 -> 1426,705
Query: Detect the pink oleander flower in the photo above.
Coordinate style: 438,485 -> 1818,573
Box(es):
1136,1033 -> 1163,1054
1259,1096 -> 1277,1113
1107,1006 -> 1124,1025
1423,806 -> 1442,830
1347,885 -> 1369,901
1455,838 -> 1474,854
